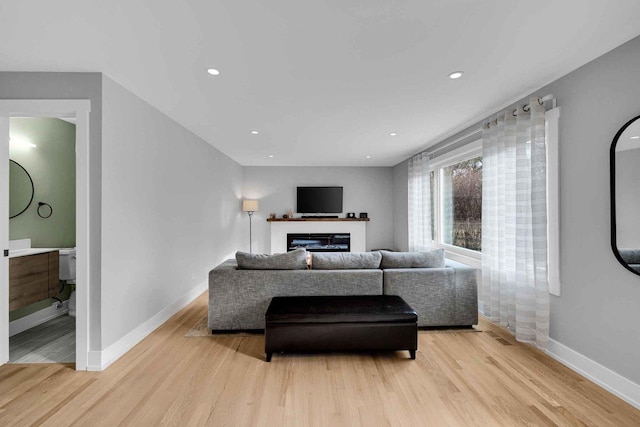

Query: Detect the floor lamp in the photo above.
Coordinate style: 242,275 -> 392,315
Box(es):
242,200 -> 259,253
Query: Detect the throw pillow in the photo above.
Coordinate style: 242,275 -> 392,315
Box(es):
236,248 -> 308,270
379,249 -> 445,268
311,252 -> 382,270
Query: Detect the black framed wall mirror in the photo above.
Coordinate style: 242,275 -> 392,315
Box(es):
611,115 -> 640,276
9,159 -> 35,219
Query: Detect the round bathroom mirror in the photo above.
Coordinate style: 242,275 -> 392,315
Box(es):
9,159 -> 35,219
611,115 -> 640,276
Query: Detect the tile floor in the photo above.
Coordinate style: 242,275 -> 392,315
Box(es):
9,315 -> 75,363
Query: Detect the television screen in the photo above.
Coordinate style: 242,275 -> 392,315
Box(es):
297,187 -> 343,213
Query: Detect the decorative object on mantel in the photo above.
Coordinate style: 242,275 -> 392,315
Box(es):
287,208 -> 294,218
242,199 -> 259,253
359,212 -> 368,219
269,212 -> 276,219
347,212 -> 355,218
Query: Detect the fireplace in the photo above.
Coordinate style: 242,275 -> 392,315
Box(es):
287,233 -> 351,252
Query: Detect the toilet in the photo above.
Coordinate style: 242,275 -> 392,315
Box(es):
59,248 -> 77,317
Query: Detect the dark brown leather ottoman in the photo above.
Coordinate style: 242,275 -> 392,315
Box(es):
265,295 -> 417,362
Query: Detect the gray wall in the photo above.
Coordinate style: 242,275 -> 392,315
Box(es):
101,76 -> 244,349
242,167 -> 394,254
543,37 -> 640,384
393,36 -> 640,384
0,72 -> 245,355
0,72 -> 103,350
392,160 -> 409,251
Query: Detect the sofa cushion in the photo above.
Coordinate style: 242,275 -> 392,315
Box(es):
379,249 -> 445,269
311,251 -> 382,270
236,248 -> 308,270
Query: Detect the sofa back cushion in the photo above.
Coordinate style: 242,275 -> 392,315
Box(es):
236,248 -> 308,270
379,249 -> 445,269
311,251 -> 382,270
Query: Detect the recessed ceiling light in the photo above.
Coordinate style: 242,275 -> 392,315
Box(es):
449,71 -> 464,79
631,136 -> 640,139
251,130 -> 259,135
365,155 -> 371,159
268,155 -> 275,158
389,133 -> 397,136
206,68 -> 220,76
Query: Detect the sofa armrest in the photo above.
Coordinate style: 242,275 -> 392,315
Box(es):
383,268 -> 455,326
446,263 -> 479,326
445,259 -> 473,269
383,263 -> 478,327
211,259 -> 239,271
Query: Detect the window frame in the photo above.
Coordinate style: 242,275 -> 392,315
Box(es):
546,107 -> 561,296
429,139 -> 483,268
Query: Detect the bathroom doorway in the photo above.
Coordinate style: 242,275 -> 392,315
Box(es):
7,117 -> 76,363
0,100 -> 91,370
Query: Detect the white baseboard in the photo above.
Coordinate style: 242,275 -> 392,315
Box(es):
546,338 -> 640,410
9,301 -> 70,337
86,282 -> 207,372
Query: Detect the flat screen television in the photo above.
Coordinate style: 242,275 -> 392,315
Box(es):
297,186 -> 343,213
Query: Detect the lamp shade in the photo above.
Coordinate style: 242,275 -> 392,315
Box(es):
242,199 -> 259,212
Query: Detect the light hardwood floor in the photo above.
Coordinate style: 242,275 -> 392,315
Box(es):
1,293 -> 639,426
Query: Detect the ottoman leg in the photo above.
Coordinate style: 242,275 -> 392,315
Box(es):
266,352 -> 272,362
409,350 -> 416,360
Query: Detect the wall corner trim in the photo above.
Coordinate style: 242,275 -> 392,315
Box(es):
546,338 -> 640,410
87,281 -> 207,371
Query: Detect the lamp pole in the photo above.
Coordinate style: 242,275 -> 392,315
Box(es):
248,210 -> 254,253
242,199 -> 259,253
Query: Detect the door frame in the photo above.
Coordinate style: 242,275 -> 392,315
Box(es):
0,99 -> 91,370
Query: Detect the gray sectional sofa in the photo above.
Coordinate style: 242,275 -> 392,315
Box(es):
208,249 -> 478,331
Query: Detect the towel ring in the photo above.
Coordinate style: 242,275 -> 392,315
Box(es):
37,202 -> 53,219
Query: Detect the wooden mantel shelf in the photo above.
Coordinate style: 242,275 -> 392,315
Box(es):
267,218 -> 369,222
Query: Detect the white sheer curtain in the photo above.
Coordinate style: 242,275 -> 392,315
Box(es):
481,96 -> 549,348
408,152 -> 432,251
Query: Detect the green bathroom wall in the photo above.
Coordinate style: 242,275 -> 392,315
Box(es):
9,118 -> 76,321
9,118 -> 76,247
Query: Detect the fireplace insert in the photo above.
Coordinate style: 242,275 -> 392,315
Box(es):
287,233 -> 350,252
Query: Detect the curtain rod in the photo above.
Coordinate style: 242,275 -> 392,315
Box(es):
510,93 -> 556,117
423,128 -> 482,160
417,93 -> 556,159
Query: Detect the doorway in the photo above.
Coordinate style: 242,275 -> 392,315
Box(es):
8,117 -> 76,362
0,100 -> 90,370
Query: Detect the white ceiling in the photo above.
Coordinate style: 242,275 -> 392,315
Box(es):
2,1 -> 640,166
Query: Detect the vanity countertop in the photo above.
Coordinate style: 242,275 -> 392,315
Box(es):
9,248 -> 58,258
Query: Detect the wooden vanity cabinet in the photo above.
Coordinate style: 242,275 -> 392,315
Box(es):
9,250 -> 60,311
47,251 -> 60,297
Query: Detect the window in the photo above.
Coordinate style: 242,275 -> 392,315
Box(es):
430,140 -> 483,266
441,156 -> 482,251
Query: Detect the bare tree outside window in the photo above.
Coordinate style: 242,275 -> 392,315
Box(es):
442,157 -> 482,251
